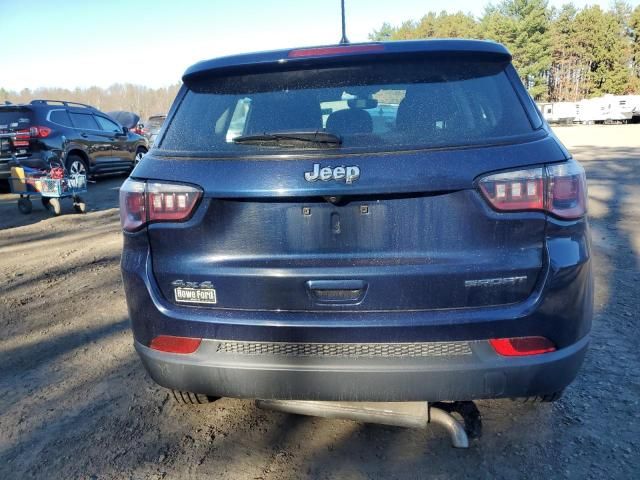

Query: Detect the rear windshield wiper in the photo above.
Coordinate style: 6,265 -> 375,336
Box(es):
232,131 -> 342,147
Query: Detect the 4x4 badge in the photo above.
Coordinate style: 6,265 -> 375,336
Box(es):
304,163 -> 360,184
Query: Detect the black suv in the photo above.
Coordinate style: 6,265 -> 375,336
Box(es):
0,100 -> 148,180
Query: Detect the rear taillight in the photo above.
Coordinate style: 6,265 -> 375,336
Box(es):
11,126 -> 52,146
546,162 -> 588,219
119,178 -> 202,232
478,160 -> 587,219
120,178 -> 146,231
13,129 -> 30,147
149,335 -> 202,354
490,337 -> 556,356
147,181 -> 202,221
30,126 -> 52,138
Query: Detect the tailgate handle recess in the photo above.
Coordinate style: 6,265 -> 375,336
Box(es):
306,280 -> 367,304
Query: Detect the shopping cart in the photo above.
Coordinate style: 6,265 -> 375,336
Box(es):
8,156 -> 88,216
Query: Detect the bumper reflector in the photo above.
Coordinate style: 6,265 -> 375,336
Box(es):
150,335 -> 202,354
489,337 -> 556,356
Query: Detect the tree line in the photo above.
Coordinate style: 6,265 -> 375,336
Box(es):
369,0 -> 640,102
3,1 -> 639,107
0,84 -> 181,123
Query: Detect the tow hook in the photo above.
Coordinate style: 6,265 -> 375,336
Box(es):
256,400 -> 482,448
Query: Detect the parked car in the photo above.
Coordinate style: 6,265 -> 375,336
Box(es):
120,40 -> 592,406
107,110 -> 145,135
0,100 -> 148,180
142,114 -> 166,147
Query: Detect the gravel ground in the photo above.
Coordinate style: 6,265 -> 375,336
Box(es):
0,125 -> 639,479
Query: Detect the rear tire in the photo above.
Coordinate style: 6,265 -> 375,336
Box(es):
66,154 -> 89,177
171,390 -> 220,405
134,148 -> 147,167
17,197 -> 32,214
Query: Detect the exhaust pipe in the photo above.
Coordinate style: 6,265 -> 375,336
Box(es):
256,400 -> 470,448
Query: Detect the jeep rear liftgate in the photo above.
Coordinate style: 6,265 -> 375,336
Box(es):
136,52 -> 569,313
148,190 -> 543,311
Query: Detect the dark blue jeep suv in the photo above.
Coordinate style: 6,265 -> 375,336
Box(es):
120,40 -> 592,405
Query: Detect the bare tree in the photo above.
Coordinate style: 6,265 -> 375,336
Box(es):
0,84 -> 181,122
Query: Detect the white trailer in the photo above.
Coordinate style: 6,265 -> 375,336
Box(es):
576,95 -> 640,124
575,98 -> 607,124
627,95 -> 640,122
538,102 -> 577,124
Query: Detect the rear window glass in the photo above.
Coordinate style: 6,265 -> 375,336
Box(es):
95,115 -> 122,132
160,58 -> 534,155
49,110 -> 72,127
0,108 -> 32,129
69,112 -> 100,130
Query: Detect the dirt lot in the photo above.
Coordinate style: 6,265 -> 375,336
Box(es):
1,125 -> 639,479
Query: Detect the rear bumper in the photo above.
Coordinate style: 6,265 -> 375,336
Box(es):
122,216 -> 593,401
135,335 -> 589,401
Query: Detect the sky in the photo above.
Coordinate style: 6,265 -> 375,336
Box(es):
2,0 -> 639,90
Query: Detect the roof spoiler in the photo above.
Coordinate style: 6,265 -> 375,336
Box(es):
182,40 -> 512,84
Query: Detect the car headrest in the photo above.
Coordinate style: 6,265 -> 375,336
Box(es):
245,93 -> 322,134
326,108 -> 373,136
396,86 -> 459,135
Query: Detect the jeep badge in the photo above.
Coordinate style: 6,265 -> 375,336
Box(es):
304,164 -> 360,184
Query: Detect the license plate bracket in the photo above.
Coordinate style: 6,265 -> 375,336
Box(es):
174,287 -> 217,304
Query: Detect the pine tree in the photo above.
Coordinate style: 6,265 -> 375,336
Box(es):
482,0 -> 552,100
548,4 -> 580,101
368,22 -> 395,41
630,6 -> 640,81
368,11 -> 479,41
574,6 -> 632,97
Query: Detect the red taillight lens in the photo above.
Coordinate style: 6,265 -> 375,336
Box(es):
490,337 -> 556,356
288,44 -> 385,58
478,161 -> 587,219
149,335 -> 202,354
119,178 -> 146,231
30,126 -> 52,138
12,126 -> 52,146
546,162 -> 587,219
119,178 -> 202,232
13,129 -> 30,147
147,181 -> 202,222
479,168 -> 544,211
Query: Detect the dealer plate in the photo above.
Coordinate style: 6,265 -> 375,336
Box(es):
174,287 -> 217,304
